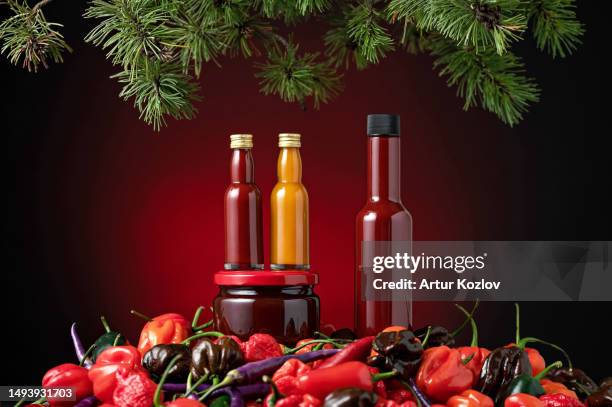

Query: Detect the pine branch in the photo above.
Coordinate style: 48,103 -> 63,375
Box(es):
324,9 -> 369,70
430,37 -> 540,126
255,39 -> 342,109
0,0 -> 71,72
388,0 -> 527,55
113,59 -> 200,131
346,1 -> 394,64
528,0 -> 583,58
83,0 -> 174,74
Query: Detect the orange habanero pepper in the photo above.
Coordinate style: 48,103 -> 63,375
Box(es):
136,313 -> 190,355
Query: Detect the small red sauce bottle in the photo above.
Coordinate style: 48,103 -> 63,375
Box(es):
355,115 -> 413,336
224,134 -> 264,270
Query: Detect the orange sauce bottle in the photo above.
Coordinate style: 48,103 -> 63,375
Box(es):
270,133 -> 310,270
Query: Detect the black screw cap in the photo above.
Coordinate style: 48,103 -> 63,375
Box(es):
367,114 -> 400,137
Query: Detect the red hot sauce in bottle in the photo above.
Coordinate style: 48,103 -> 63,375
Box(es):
355,115 -> 413,337
224,134 -> 264,270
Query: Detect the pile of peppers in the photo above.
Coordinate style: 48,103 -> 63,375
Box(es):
19,303 -> 608,407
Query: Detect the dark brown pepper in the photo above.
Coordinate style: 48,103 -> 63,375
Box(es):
546,367 -> 599,399
475,346 -> 532,404
142,344 -> 191,382
414,325 -> 455,348
586,384 -> 612,407
368,330 -> 423,379
191,336 -> 244,381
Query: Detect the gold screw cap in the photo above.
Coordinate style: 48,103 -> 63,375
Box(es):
278,133 -> 301,148
230,134 -> 253,149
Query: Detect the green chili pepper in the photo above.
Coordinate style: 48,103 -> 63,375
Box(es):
92,316 -> 127,361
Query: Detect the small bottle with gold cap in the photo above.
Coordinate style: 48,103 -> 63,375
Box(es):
224,134 -> 264,270
271,133 -> 310,270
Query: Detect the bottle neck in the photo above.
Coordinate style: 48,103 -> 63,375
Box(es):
277,147 -> 302,183
368,136 -> 401,202
230,149 -> 255,183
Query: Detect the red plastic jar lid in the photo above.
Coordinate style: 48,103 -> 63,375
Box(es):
215,270 -> 318,286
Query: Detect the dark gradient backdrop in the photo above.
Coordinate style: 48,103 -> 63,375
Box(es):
5,1 -> 610,386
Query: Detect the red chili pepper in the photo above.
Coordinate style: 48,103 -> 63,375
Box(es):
88,345 -> 143,403
505,393 -> 545,407
447,390 -> 494,407
164,400 -> 206,407
317,336 -> 374,369
272,359 -> 313,396
457,347 -> 491,378
112,369 -> 157,407
539,380 -> 578,399
415,346 -> 474,403
136,312 -> 191,355
42,363 -> 93,407
241,333 -> 283,362
539,394 -> 585,407
296,361 -> 376,400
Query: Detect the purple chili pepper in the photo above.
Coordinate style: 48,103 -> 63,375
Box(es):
405,378 -> 432,407
71,323 -> 92,368
199,348 -> 339,400
74,395 -> 98,407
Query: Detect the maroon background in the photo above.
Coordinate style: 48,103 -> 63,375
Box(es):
5,2 -> 611,384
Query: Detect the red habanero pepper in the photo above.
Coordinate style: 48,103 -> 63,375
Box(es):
447,390 -> 494,407
539,380 -> 578,399
297,361 -> 389,400
42,363 -> 93,407
241,333 -> 283,362
112,369 -> 158,407
539,394 -> 584,407
136,312 -> 191,355
88,345 -> 143,403
504,394 -> 544,407
415,346 -> 474,403
455,304 -> 491,378
376,399 -> 417,407
272,359 -> 313,396
276,394 -> 322,407
293,339 -> 334,355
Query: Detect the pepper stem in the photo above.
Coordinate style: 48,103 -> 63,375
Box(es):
130,309 -> 153,322
451,299 -> 480,338
372,370 -> 398,382
154,354 -> 183,407
515,303 -> 521,344
191,306 -> 214,331
462,353 -> 475,366
263,376 -> 284,407
182,331 -> 225,345
284,339 -> 346,354
79,343 -> 97,367
314,331 -> 331,339
198,374 -> 235,402
455,304 -> 478,347
185,373 -> 209,397
100,316 -> 111,333
517,337 -> 573,370
534,361 -> 563,381
421,326 -> 432,347
112,333 -> 122,346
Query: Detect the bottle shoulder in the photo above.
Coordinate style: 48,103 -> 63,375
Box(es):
357,200 -> 410,218
225,183 -> 262,197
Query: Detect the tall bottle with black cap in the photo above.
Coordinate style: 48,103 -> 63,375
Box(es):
355,114 -> 412,336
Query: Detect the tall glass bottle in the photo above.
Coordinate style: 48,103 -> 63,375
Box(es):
271,133 -> 310,270
355,115 -> 412,336
224,134 -> 264,270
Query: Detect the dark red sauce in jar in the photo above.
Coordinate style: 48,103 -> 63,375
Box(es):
213,271 -> 319,345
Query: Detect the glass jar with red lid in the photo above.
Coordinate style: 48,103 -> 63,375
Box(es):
213,270 -> 319,345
